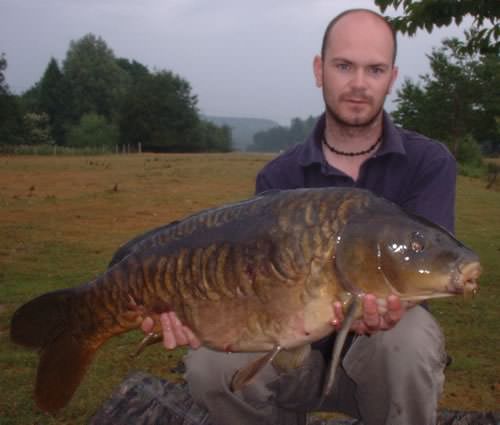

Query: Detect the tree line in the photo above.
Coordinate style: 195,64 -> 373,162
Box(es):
247,116 -> 317,153
0,34 -> 232,152
248,37 -> 499,172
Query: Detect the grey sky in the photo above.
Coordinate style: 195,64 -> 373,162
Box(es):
1,0 -> 470,125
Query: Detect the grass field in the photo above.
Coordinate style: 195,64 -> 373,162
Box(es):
0,153 -> 498,424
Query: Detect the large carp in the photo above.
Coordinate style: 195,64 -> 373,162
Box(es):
10,188 -> 481,413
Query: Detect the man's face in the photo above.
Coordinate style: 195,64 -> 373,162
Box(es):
314,12 -> 398,128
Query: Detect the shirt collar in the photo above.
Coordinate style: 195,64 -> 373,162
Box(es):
297,111 -> 406,167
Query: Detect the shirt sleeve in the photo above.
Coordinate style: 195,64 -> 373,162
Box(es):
255,171 -> 274,194
400,154 -> 457,234
254,159 -> 302,194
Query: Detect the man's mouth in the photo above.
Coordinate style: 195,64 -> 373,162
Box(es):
344,98 -> 370,105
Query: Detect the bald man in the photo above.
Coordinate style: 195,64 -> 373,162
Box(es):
146,9 -> 454,425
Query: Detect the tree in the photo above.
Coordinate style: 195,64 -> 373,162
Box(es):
470,54 -> 500,153
422,39 -> 478,155
195,120 -> 232,152
119,70 -> 200,151
248,116 -> 317,152
0,54 -> 25,145
116,58 -> 149,84
67,113 -> 118,148
20,82 -> 41,112
375,0 -> 499,54
0,95 -> 25,145
39,58 -> 68,144
249,126 -> 290,152
391,78 -> 430,135
392,38 -> 500,158
63,34 -> 128,122
0,53 -> 8,95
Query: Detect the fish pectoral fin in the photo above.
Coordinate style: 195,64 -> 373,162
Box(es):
318,296 -> 361,407
230,345 -> 282,392
131,332 -> 163,357
272,345 -> 311,372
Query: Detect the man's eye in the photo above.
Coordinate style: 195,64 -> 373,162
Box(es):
337,63 -> 351,71
370,66 -> 384,75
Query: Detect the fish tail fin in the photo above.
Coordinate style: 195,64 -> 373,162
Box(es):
35,326 -> 97,413
10,288 -> 100,412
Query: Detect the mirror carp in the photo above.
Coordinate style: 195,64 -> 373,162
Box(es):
10,187 -> 481,413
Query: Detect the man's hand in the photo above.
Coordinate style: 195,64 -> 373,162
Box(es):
141,312 -> 202,350
332,294 -> 410,335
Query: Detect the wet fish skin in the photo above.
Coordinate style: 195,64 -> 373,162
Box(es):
9,188 -> 481,413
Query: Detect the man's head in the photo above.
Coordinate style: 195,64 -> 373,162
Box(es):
314,9 -> 399,129
321,9 -> 398,64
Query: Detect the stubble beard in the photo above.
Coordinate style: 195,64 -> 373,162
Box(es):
325,101 -> 384,130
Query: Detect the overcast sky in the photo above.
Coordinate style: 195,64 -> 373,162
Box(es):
1,0 -> 471,124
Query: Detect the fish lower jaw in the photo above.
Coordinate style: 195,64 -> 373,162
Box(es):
441,282 -> 479,300
398,285 -> 477,302
399,293 -> 454,302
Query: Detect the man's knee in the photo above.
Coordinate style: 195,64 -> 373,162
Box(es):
385,306 -> 446,367
184,348 -> 273,406
344,306 -> 447,381
184,348 -> 231,403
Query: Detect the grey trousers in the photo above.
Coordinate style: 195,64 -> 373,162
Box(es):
184,306 -> 447,425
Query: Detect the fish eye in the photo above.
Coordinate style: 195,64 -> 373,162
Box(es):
410,232 -> 425,253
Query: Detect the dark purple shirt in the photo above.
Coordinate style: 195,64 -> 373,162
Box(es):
256,112 -> 457,233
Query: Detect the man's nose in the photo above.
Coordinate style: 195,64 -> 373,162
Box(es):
350,69 -> 367,89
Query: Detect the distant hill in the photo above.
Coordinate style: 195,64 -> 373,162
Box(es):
202,115 -> 280,151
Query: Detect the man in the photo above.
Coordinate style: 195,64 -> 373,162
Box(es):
144,9 -> 455,425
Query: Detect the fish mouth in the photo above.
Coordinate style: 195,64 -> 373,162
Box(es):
449,261 -> 481,297
397,260 -> 481,303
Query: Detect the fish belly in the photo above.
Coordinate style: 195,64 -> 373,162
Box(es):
186,285 -> 337,353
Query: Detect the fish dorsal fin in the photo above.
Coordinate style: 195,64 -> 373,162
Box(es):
230,345 -> 282,392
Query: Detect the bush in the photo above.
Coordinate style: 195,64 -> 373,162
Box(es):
451,134 -> 485,176
456,134 -> 483,167
23,112 -> 52,145
67,113 -> 118,148
458,162 -> 486,178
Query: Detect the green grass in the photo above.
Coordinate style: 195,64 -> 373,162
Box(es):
0,154 -> 498,423
427,176 -> 500,410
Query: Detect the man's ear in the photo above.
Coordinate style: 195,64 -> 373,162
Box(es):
387,65 -> 399,94
313,55 -> 323,88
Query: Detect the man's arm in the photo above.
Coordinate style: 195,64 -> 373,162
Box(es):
402,154 -> 457,233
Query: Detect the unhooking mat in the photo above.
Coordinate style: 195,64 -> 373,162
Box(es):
89,371 -> 500,425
